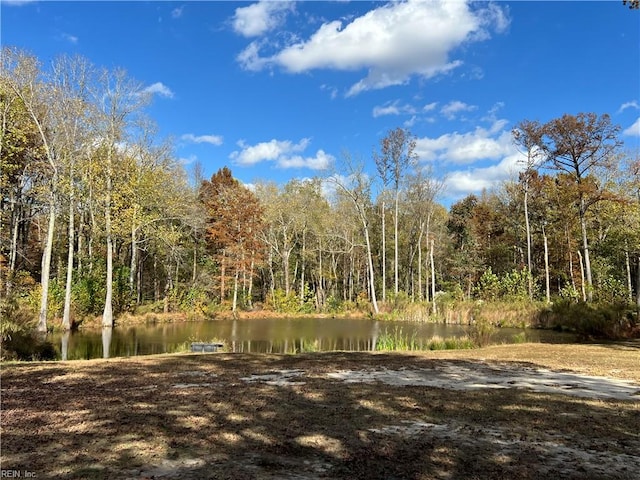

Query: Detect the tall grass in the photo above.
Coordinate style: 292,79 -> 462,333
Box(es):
375,326 -> 475,352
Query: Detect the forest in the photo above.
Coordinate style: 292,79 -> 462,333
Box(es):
1,47 -> 639,353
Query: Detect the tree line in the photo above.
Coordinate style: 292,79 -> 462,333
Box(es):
1,48 -> 639,336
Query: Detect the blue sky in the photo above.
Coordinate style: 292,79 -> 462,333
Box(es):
2,0 -> 639,205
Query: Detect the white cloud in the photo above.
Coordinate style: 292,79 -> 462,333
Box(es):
181,133 -> 224,146
143,82 -> 174,99
440,100 -> 477,120
423,102 -> 438,112
232,1 -> 294,37
230,137 -> 332,170
62,33 -> 79,44
623,117 -> 640,137
372,100 -> 416,118
618,100 -> 639,113
416,120 -> 514,165
237,40 -> 270,71
278,149 -> 334,170
237,0 -> 508,96
172,6 -> 184,19
445,153 -> 521,198
403,116 -> 417,128
320,84 -> 339,100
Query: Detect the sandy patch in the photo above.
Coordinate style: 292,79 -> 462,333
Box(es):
240,369 -> 306,386
368,420 -> 640,479
326,362 -> 640,400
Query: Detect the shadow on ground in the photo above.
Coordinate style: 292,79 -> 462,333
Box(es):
2,351 -> 639,479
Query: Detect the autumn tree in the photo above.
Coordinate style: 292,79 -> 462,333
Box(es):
90,67 -> 151,327
536,113 -> 622,301
2,47 -> 62,332
0,65 -> 42,296
200,167 -> 264,311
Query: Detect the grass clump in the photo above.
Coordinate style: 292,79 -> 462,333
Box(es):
375,327 -> 475,352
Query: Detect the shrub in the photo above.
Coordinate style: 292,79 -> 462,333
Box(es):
2,332 -> 57,361
474,267 -> 534,301
544,300 -> 636,339
467,303 -> 496,347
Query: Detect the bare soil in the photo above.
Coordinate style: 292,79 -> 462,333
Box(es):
1,342 -> 639,479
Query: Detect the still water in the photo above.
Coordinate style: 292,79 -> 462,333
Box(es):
50,317 -> 574,360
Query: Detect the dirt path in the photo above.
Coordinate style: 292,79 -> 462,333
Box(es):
1,343 -> 639,479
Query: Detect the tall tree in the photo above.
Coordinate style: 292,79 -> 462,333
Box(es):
330,153 -> 379,314
48,55 -> 93,330
375,127 -> 417,295
537,113 -> 622,301
2,47 -> 60,332
0,66 -> 42,295
512,120 -> 545,299
91,67 -> 150,327
200,167 -> 264,311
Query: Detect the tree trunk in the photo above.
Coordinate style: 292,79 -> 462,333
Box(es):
192,237 -> 197,283
364,222 -> 379,313
430,238 -> 436,315
102,169 -> 114,327
232,269 -> 239,312
524,184 -> 533,299
417,225 -> 423,302
579,197 -> 593,301
220,254 -> 226,301
381,200 -> 386,302
577,250 -> 586,302
247,254 -> 255,308
62,185 -> 75,331
129,225 -> 138,298
37,195 -> 56,333
624,246 -> 632,304
300,229 -> 306,303
394,192 -> 399,295
283,246 -> 291,296
543,224 -> 551,304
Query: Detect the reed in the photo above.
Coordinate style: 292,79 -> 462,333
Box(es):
375,327 -> 475,352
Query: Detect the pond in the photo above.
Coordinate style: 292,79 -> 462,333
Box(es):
49,317 -> 576,360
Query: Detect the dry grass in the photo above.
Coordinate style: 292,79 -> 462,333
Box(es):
1,342 -> 639,479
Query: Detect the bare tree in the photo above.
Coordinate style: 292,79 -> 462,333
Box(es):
375,128 -> 417,295
329,153 -> 379,314
512,120 -> 545,299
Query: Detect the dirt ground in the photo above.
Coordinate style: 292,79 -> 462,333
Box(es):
1,342 -> 639,480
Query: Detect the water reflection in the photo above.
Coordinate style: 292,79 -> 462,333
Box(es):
102,327 -> 112,359
50,317 -> 575,361
60,331 -> 70,361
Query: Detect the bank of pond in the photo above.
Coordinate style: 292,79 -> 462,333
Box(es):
20,316 -> 577,361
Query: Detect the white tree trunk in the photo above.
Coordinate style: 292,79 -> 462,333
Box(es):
37,197 -> 56,333
543,224 -> 551,304
430,238 -> 436,315
381,200 -> 386,301
102,168 -> 114,327
579,197 -> 593,302
62,188 -> 75,331
524,185 -> 533,299
363,222 -> 379,314
394,192 -> 399,294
